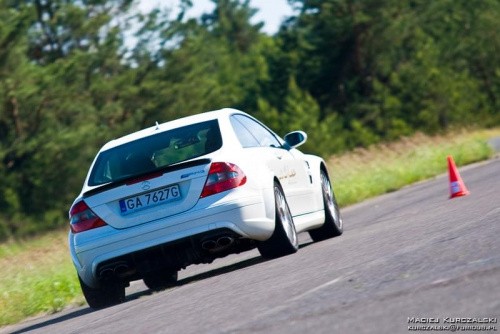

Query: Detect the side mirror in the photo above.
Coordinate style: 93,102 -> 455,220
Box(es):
284,131 -> 307,149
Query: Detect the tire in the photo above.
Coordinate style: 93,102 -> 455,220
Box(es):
309,170 -> 343,242
143,270 -> 178,291
79,276 -> 125,309
258,182 -> 299,258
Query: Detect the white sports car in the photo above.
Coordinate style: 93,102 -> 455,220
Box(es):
69,108 -> 343,308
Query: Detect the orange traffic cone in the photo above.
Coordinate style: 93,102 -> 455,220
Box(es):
447,155 -> 470,199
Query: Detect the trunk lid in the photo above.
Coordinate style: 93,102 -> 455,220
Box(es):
83,159 -> 210,229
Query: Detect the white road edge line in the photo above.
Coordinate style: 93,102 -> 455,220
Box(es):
288,276 -> 343,302
242,276 -> 344,327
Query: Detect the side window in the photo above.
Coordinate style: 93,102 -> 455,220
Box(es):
234,115 -> 282,148
230,116 -> 260,148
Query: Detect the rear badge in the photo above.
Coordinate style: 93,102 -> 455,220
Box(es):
141,181 -> 151,190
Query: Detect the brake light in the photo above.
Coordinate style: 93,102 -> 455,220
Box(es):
200,162 -> 247,198
69,200 -> 107,233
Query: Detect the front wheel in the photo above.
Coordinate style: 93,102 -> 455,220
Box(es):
79,276 -> 125,309
258,182 -> 299,258
309,170 -> 343,242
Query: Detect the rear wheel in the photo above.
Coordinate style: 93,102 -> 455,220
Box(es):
79,276 -> 125,309
258,182 -> 299,258
309,170 -> 343,242
143,270 -> 178,291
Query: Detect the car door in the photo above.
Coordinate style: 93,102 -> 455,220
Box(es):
230,115 -> 311,217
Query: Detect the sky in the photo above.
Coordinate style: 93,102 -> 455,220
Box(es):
137,0 -> 295,35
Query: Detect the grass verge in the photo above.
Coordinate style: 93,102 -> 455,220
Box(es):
327,129 -> 497,206
0,128 -> 499,327
0,230 -> 84,327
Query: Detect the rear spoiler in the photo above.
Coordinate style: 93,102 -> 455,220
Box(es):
83,158 -> 211,198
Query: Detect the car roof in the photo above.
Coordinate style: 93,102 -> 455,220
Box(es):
100,108 -> 246,151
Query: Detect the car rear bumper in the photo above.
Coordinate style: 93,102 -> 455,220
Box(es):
70,195 -> 274,287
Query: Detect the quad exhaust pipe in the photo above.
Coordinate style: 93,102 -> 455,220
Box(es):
201,236 -> 235,252
114,263 -> 133,278
99,262 -> 134,279
217,236 -> 234,247
99,268 -> 114,280
201,240 -> 217,250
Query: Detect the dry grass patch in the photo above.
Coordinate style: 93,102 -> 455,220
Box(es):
327,129 -> 496,206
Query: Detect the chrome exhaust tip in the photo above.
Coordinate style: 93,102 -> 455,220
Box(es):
99,268 -> 114,279
114,264 -> 131,278
217,236 -> 235,248
201,240 -> 217,250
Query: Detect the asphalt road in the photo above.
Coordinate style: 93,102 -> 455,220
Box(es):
3,158 -> 500,334
488,137 -> 500,153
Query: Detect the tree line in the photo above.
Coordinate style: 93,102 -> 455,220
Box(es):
1,0 -> 499,239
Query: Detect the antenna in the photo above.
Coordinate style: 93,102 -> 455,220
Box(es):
155,121 -> 160,130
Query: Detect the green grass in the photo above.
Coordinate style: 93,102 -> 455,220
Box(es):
0,128 -> 499,327
0,230 -> 84,327
327,130 -> 496,206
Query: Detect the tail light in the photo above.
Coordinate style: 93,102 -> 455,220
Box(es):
200,162 -> 247,198
69,200 -> 107,233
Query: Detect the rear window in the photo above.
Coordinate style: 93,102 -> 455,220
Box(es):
88,120 -> 222,186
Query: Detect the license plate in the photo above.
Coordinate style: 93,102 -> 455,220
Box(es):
119,184 -> 181,215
